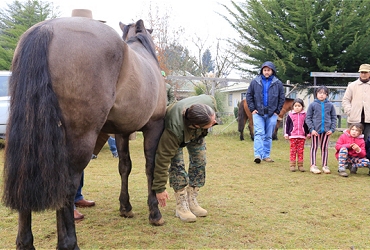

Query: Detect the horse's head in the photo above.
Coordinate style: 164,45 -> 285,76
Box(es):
119,20 -> 153,41
119,20 -> 158,64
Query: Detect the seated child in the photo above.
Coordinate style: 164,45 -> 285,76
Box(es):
336,123 -> 369,177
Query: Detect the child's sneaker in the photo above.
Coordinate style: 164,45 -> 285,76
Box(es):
338,170 -> 348,177
322,166 -> 331,174
310,165 -> 321,174
290,166 -> 296,172
350,165 -> 357,174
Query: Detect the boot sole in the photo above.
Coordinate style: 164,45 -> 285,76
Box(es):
192,213 -> 207,217
176,212 -> 196,222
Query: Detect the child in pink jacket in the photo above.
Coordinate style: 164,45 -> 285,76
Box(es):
335,123 -> 369,177
284,98 -> 310,172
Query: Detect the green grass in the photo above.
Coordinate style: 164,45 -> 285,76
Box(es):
1,121 -> 370,249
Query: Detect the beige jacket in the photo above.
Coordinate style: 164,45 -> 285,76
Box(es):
342,79 -> 370,123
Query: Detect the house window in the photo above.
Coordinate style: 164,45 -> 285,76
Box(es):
228,94 -> 233,106
241,92 -> 246,100
288,92 -> 297,99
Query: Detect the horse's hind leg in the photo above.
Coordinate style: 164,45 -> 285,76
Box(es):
56,203 -> 79,250
142,121 -> 164,226
16,210 -> 35,250
248,123 -> 255,141
116,134 -> 134,218
55,172 -> 81,250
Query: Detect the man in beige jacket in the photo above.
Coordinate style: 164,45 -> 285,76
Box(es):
342,64 -> 370,141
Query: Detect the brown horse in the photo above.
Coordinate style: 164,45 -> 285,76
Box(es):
3,18 -> 166,249
238,98 -> 294,141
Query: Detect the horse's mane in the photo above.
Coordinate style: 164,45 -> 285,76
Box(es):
123,23 -> 158,65
128,35 -> 159,64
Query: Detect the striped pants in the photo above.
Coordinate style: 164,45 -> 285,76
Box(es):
310,133 -> 330,167
338,147 -> 369,171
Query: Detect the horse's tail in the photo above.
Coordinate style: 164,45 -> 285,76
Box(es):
237,100 -> 246,133
2,23 -> 70,212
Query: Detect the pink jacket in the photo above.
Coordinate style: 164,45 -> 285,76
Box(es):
335,129 -> 366,159
284,111 -> 309,139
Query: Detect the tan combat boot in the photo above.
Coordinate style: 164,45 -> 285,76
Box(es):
174,188 -> 196,222
187,186 -> 208,217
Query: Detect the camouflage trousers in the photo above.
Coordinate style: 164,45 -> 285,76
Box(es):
169,137 -> 206,191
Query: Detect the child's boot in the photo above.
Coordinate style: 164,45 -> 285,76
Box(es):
297,162 -> 305,172
289,161 -> 296,172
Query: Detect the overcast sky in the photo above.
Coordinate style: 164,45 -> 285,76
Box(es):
1,0 -> 238,54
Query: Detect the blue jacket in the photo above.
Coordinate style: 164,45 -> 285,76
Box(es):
246,61 -> 285,116
305,99 -> 337,134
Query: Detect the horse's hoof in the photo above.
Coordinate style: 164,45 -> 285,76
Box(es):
120,210 -> 134,218
149,217 -> 165,226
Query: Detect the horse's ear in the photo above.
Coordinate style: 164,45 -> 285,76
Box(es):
119,22 -> 126,32
147,29 -> 153,34
136,19 -> 145,33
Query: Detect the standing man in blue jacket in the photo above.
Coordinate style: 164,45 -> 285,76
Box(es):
246,61 -> 285,163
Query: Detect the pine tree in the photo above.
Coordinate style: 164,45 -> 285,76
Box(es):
223,0 -> 370,86
0,0 -> 59,70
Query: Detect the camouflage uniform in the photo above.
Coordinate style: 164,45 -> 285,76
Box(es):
169,137 -> 206,190
152,95 -> 217,193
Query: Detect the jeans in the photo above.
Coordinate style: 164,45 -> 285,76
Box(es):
108,136 -> 117,154
74,172 -> 84,209
252,113 -> 278,159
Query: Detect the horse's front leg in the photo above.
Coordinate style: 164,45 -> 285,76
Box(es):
116,134 -> 134,218
142,121 -> 164,226
239,128 -> 244,141
16,210 -> 34,250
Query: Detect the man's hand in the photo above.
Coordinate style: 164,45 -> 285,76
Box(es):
156,190 -> 170,207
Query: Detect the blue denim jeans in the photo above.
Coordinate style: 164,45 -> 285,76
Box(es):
74,172 -> 84,209
252,113 -> 278,159
108,136 -> 117,154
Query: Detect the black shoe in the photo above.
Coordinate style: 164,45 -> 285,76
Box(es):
254,157 -> 261,164
350,166 -> 357,174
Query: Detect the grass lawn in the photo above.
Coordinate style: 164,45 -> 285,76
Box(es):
1,120 -> 370,249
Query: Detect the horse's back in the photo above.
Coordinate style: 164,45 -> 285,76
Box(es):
11,17 -> 126,165
46,18 -> 125,141
48,17 -> 124,105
